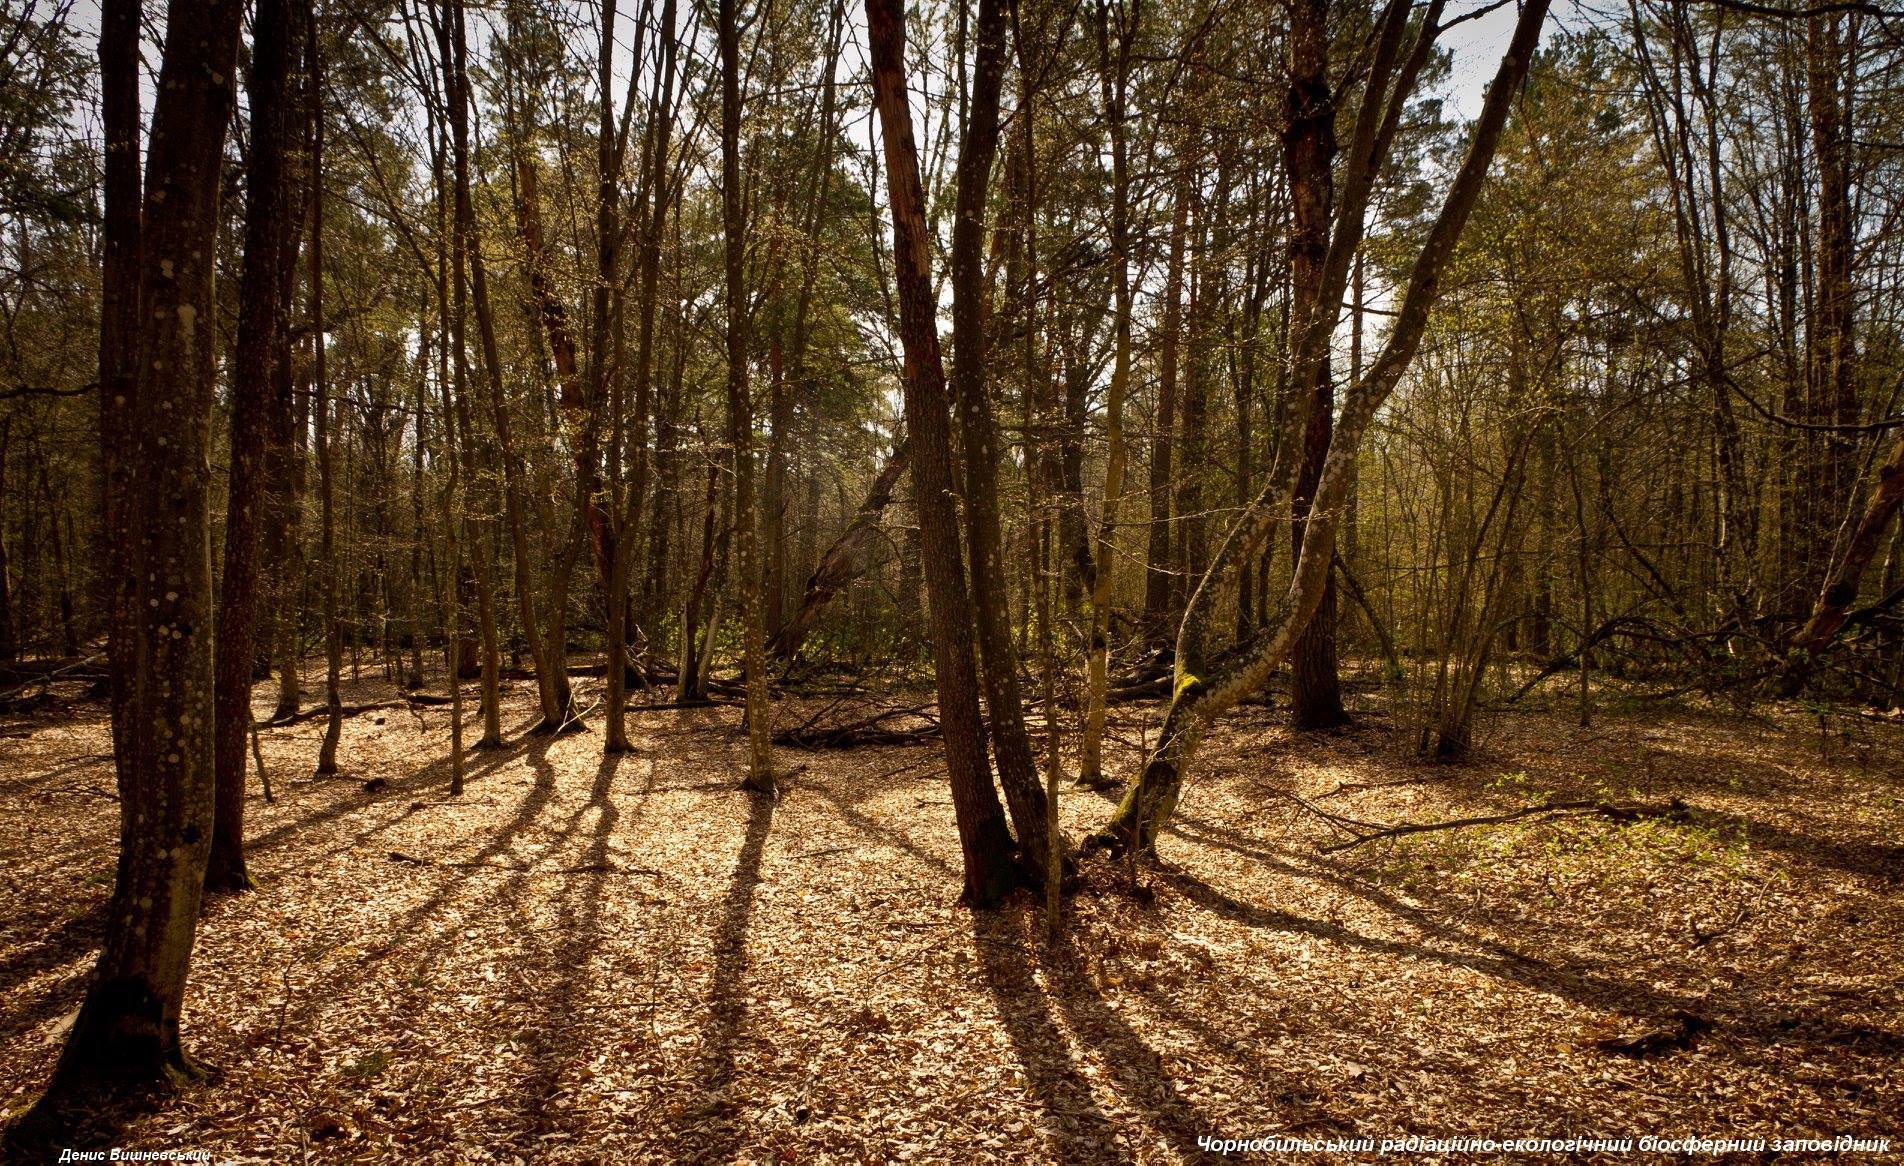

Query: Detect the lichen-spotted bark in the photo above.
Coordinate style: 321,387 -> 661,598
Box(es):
24,0 -> 247,1120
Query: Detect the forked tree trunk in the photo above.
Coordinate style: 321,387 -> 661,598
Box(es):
950,0 -> 1051,875
865,0 -> 1018,905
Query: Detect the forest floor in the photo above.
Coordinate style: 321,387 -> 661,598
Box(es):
1,668 -> 1901,1163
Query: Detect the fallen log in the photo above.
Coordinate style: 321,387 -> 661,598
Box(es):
1293,795 -> 1689,853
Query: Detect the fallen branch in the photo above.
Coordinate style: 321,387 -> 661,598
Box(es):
1299,796 -> 1688,853
268,694 -> 450,726
385,850 -> 660,876
773,703 -> 941,749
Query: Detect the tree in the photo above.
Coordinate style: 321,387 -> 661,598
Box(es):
1096,0 -> 1553,854
866,0 -> 1020,905
19,0 -> 247,1123
723,0 -> 776,791
951,0 -> 1053,876
207,0 -> 305,891
1076,0 -> 1138,791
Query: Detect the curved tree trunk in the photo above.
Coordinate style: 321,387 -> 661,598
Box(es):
1097,0 -> 1550,853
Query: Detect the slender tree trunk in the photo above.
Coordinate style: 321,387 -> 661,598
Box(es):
607,0 -> 683,750
313,38 -> 345,776
1077,1 -> 1137,789
866,0 -> 1018,905
1808,10 -> 1858,594
721,0 -> 774,790
1146,151 -> 1188,627
208,0 -> 300,892
950,0 -> 1051,873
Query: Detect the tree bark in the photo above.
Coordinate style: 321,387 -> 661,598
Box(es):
866,0 -> 1018,905
26,0 -> 245,1117
209,0 -> 301,892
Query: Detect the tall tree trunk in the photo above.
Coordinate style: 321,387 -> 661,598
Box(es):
208,0 -> 301,892
24,0 -> 245,1121
1145,150 -> 1188,627
951,0 -> 1052,877
95,0 -> 142,781
1808,10 -> 1857,595
866,0 -> 1018,905
313,35 -> 345,776
1077,0 -> 1137,790
722,0 -> 774,790
1285,0 -> 1345,730
607,0 -> 683,751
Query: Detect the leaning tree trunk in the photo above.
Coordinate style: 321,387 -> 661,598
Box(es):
23,0 -> 246,1123
1096,0 -> 1550,854
865,0 -> 1019,906
770,438 -> 909,660
1782,428 -> 1904,693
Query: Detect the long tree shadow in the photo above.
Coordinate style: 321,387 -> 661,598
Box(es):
1039,920 -> 1227,1163
1170,806 -> 1904,1051
255,729 -> 566,1059
681,786 -> 775,1163
0,901 -> 106,1013
242,714 -> 545,859
968,911 -> 1137,1165
493,751 -> 633,1151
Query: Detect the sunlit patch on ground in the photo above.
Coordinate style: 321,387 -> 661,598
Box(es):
1,676 -> 1900,1161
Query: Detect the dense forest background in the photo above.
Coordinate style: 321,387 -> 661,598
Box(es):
1,0 -> 1902,1155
